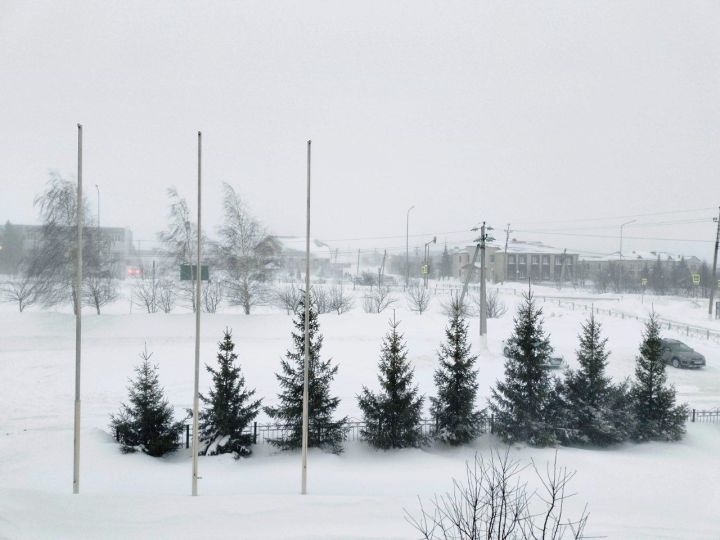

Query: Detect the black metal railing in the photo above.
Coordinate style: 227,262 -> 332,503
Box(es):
118,409 -> 717,450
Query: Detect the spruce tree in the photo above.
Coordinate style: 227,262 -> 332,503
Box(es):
110,346 -> 183,456
650,256 -> 666,295
358,314 -> 424,449
199,328 -> 262,457
440,243 -> 452,279
489,292 -> 556,446
562,314 -> 630,445
264,294 -> 347,453
430,298 -> 483,445
630,314 -> 688,441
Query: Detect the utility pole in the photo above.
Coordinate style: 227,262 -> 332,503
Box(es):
619,219 -> 636,293
503,223 -> 511,284
473,222 -> 494,350
709,207 -> 720,318
73,123 -> 83,495
405,205 -> 414,289
301,140 -> 311,495
191,131 -> 202,496
558,249 -> 567,290
354,249 -> 360,290
459,245 -> 480,306
423,237 -> 436,287
379,249 -> 387,287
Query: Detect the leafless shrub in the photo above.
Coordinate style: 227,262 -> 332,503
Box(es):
157,280 -> 176,313
203,280 -> 224,313
83,272 -> 119,315
225,277 -> 268,315
312,285 -> 332,314
406,281 -> 432,314
133,273 -> 159,314
486,289 -> 507,318
406,449 -> 589,540
328,284 -> 354,314
362,286 -> 396,314
275,283 -> 302,314
469,288 -> 508,319
0,273 -> 42,312
440,292 -> 472,318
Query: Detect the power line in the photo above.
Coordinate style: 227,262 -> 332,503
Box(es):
512,207 -> 716,226
512,229 -> 714,244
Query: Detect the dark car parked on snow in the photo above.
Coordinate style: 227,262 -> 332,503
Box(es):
661,339 -> 706,369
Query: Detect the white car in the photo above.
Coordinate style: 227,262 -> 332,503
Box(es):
501,340 -> 566,370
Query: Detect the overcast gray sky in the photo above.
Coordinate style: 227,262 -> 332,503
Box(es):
1,1 -> 719,260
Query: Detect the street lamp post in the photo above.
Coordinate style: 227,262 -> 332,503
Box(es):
405,206 -> 414,289
423,236 -> 436,287
95,184 -> 100,231
619,219 -> 636,293
95,184 -> 100,252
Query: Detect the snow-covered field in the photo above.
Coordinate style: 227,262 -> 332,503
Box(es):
1,285 -> 719,539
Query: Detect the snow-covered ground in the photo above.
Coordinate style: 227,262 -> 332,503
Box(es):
1,285 -> 719,539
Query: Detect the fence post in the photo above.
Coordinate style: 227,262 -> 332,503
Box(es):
692,409 -> 696,422
253,421 -> 258,444
707,330 -> 710,340
185,424 -> 190,449
686,326 -> 689,336
490,414 -> 494,434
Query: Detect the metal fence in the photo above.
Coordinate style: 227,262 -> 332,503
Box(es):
173,417 -> 491,449
691,408 -> 720,423
167,410 -> 719,449
497,287 -> 720,344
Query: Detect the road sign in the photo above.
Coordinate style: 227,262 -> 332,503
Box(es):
692,273 -> 701,286
640,278 -> 647,286
421,264 -> 428,275
180,264 -> 209,281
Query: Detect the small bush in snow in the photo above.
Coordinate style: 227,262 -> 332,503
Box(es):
202,280 -> 224,313
327,284 -> 354,314
406,281 -> 432,314
362,286 -> 396,314
274,283 -> 302,314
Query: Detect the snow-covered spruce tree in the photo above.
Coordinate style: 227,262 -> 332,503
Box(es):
631,314 -> 688,441
199,329 -> 262,458
264,295 -> 347,453
489,292 -> 557,446
430,297 -> 484,445
110,346 -> 183,457
358,314 -> 425,449
561,314 -> 630,445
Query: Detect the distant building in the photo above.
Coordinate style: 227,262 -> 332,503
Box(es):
451,240 -> 579,284
579,251 -> 702,286
0,223 -> 134,276
273,236 -> 350,280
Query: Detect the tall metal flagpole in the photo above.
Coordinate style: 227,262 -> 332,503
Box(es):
301,140 -> 311,495
192,131 -> 202,496
73,123 -> 83,494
